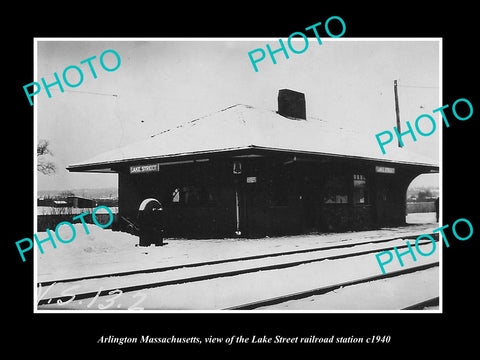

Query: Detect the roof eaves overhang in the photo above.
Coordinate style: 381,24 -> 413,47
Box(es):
249,146 -> 439,169
66,146 -> 259,173
67,145 -> 439,174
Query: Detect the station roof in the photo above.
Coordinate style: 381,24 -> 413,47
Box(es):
67,103 -> 439,173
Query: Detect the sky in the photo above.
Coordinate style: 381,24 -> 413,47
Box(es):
35,38 -> 440,191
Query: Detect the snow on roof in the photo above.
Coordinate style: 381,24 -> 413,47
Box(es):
68,104 -> 438,172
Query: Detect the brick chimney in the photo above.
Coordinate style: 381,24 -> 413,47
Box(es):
277,89 -> 306,120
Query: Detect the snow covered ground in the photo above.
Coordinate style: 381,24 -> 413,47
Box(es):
35,212 -> 440,312
37,248 -> 439,311
36,212 -> 438,281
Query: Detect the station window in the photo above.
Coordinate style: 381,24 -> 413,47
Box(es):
353,174 -> 369,204
323,172 -> 349,204
170,185 -> 215,206
171,188 -> 180,203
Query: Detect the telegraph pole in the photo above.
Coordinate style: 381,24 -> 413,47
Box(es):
394,79 -> 401,147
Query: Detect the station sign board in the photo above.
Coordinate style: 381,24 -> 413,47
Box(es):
130,163 -> 160,174
375,166 -> 395,174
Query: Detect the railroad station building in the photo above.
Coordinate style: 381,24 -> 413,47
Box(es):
67,89 -> 439,238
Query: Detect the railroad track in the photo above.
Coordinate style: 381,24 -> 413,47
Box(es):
38,233 -> 438,287
37,233 -> 439,308
402,296 -> 439,310
224,261 -> 439,310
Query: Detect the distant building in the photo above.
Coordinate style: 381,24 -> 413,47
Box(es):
53,200 -> 68,207
95,197 -> 118,208
68,89 -> 439,238
67,196 -> 97,208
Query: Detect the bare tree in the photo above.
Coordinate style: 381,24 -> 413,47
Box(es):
37,139 -> 56,175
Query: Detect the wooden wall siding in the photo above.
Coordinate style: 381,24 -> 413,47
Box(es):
115,154 -> 433,238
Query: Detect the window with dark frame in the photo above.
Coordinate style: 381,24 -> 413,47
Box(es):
171,188 -> 180,203
323,171 -> 349,204
170,185 -> 216,206
353,174 -> 369,204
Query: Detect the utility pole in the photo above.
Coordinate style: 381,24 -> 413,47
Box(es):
394,79 -> 401,147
